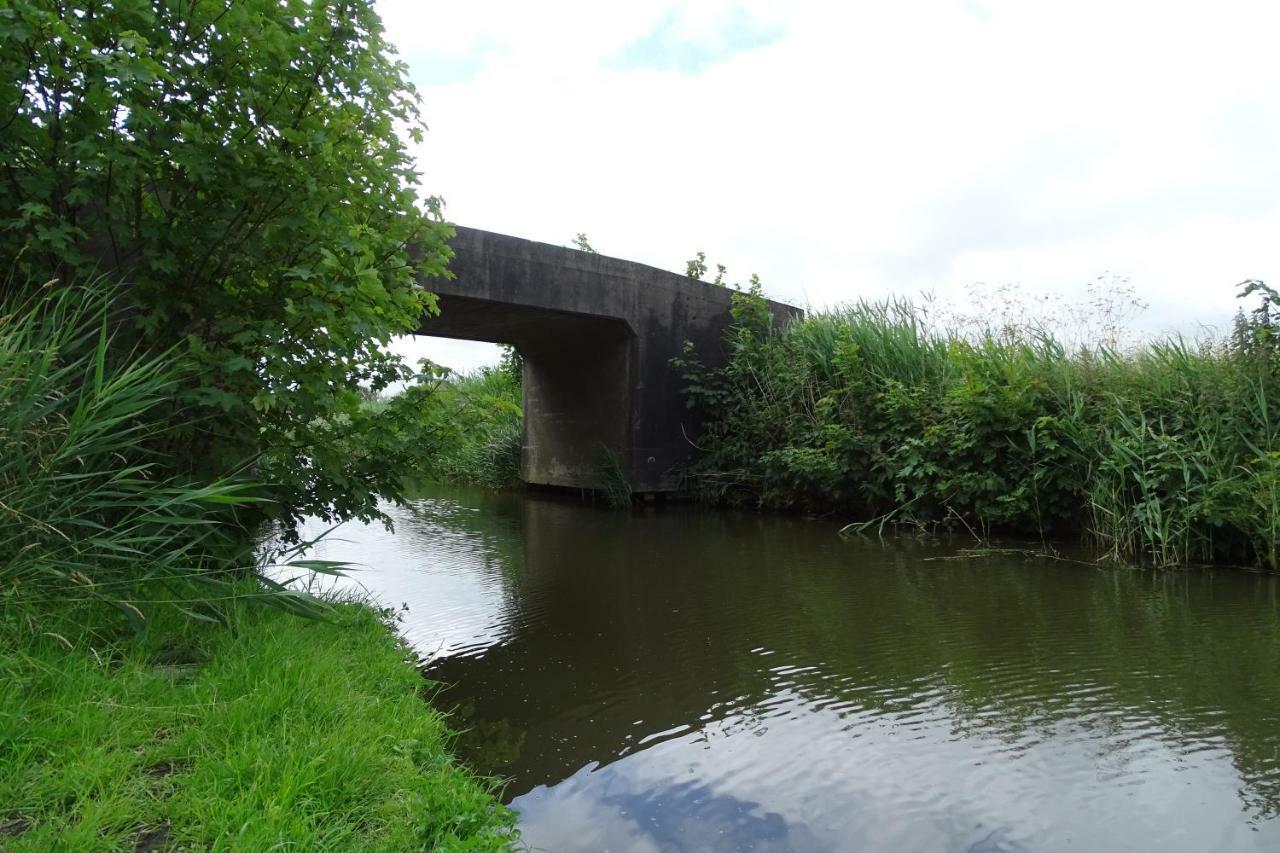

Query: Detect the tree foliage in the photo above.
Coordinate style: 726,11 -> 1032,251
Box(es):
0,0 -> 450,531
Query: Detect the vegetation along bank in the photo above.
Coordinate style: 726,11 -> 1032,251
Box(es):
0,278 -> 514,849
409,255 -> 1280,573
674,278 -> 1280,569
371,355 -> 524,492
1,2 -> 514,848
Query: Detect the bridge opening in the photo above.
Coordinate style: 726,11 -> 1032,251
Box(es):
393,336 -> 503,374
419,294 -> 635,491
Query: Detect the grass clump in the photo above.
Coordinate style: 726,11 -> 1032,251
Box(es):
0,279 -> 305,624
0,599 -> 515,850
678,279 -> 1280,569
0,278 -> 348,627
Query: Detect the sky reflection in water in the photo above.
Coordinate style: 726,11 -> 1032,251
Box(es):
304,484 -> 1280,852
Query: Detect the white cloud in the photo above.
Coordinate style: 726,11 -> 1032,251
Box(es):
380,0 -> 1280,370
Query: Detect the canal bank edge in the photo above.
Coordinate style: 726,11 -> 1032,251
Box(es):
0,599 -> 516,850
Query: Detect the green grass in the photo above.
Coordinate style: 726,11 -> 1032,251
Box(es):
0,600 -> 516,851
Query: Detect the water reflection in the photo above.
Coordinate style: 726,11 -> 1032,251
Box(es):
299,486 -> 525,658
311,484 -> 1280,852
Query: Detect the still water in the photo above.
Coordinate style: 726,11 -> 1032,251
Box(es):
305,484 -> 1280,852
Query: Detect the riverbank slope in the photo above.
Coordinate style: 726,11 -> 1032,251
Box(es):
0,600 -> 514,850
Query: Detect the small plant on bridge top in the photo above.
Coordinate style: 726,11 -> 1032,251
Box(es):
684,250 -> 752,290
686,252 -> 708,280
571,233 -> 598,253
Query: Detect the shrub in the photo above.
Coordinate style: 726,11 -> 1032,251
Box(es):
0,0 -> 450,533
376,366 -> 524,491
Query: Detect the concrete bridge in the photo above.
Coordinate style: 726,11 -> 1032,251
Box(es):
418,227 -> 800,492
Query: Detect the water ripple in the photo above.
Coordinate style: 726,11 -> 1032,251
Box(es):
307,487 -> 1280,852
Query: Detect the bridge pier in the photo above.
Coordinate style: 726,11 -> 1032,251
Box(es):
520,325 -> 631,489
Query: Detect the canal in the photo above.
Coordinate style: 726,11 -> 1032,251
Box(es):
304,484 -> 1280,852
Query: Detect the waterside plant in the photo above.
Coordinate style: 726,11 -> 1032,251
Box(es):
0,279 -> 515,848
677,279 -> 1280,569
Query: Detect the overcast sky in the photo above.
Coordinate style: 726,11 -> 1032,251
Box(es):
378,0 -> 1280,372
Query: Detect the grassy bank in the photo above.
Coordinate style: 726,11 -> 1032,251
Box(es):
1,282 -> 514,850
4,6 -> 525,843
0,599 -> 515,850
678,281 -> 1280,568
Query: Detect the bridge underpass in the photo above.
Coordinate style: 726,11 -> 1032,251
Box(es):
418,227 -> 800,492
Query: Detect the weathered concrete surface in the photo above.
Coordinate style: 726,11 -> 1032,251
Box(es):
418,227 -> 801,492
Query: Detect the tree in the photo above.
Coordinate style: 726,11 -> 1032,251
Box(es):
0,0 -> 451,532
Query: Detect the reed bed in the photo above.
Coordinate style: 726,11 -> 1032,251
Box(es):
680,283 -> 1280,568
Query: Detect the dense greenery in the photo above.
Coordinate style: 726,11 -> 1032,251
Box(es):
1,0 -> 450,532
678,280 -> 1280,568
0,5 -> 518,843
0,598 -> 515,850
0,279 -> 338,622
0,277 -> 513,845
376,364 -> 523,490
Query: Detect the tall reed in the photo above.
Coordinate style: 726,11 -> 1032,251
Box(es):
0,278 -> 331,626
679,285 -> 1280,568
